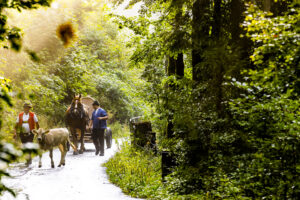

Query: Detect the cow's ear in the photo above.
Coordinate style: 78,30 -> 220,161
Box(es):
43,130 -> 50,135
32,129 -> 38,134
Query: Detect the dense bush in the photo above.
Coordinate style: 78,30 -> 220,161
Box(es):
0,77 -> 39,196
163,4 -> 299,199
228,4 -> 300,198
104,141 -> 203,200
108,1 -> 299,199
109,122 -> 130,139
0,0 -> 50,197
166,3 -> 299,199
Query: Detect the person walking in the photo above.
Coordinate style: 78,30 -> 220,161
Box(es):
89,100 -> 108,156
15,102 -> 39,166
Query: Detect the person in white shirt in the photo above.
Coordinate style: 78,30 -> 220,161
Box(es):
15,102 -> 39,166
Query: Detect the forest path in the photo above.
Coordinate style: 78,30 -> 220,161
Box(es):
2,140 -> 141,200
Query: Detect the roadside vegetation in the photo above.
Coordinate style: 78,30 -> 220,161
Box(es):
105,142 -> 204,200
0,0 -> 299,199
0,0 -> 147,137
105,0 -> 300,199
0,0 -> 145,196
110,122 -> 130,139
105,142 -> 162,199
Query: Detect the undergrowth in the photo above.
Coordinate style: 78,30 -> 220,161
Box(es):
104,141 -> 202,200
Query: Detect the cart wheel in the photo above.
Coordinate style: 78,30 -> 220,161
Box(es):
109,133 -> 112,148
105,128 -> 112,148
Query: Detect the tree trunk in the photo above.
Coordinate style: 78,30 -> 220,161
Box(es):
212,0 -> 221,38
167,54 -> 184,78
167,56 -> 176,76
263,0 -> 272,12
165,54 -> 184,139
270,0 -> 291,16
175,53 -> 184,78
192,0 -> 210,82
165,2 -> 186,138
230,0 -> 243,43
212,0 -> 224,117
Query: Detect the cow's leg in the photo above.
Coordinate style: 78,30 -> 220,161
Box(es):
79,128 -> 85,154
38,152 -> 42,168
71,127 -> 78,155
62,141 -> 68,165
49,148 -> 54,168
58,144 -> 65,167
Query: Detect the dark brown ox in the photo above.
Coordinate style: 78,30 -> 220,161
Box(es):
33,128 -> 77,168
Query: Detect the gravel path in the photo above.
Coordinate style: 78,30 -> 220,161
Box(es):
2,140 -> 141,200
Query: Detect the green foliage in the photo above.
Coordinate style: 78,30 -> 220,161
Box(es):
104,141 -> 161,198
0,0 -> 147,198
0,0 -> 298,199
0,77 -> 17,196
108,0 -> 300,199
0,77 -> 40,197
0,76 -> 18,137
4,2 -> 149,126
227,3 -> 300,198
153,2 -> 299,199
0,0 -> 51,51
104,141 -> 203,200
0,141 -> 21,196
0,141 -> 40,197
110,122 -> 130,139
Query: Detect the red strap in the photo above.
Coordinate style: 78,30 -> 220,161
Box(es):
29,112 -> 35,130
19,112 -> 24,126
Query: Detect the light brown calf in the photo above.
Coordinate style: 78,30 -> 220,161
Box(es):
33,128 -> 77,168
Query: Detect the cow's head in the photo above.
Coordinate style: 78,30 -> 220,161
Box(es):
32,128 -> 49,142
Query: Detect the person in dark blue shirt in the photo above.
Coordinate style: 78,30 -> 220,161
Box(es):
89,100 -> 108,156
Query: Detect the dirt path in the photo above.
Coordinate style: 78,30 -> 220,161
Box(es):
2,140 -> 141,200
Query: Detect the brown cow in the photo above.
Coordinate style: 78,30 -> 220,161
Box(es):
33,128 -> 77,168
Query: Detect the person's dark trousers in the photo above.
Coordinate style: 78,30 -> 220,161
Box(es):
92,128 -> 100,154
20,132 -> 34,143
92,128 -> 105,156
19,132 -> 34,166
99,128 -> 105,156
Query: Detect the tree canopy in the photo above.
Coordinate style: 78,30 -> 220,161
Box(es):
110,0 -> 299,198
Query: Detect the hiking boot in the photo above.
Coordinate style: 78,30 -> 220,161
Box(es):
95,149 -> 100,155
100,152 -> 104,156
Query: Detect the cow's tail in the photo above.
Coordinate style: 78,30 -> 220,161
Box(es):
67,137 -> 78,152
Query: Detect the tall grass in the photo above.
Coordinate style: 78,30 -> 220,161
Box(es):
104,141 -> 204,199
104,141 -> 163,199
109,122 -> 130,139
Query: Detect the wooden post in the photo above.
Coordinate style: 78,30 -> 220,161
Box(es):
129,119 -> 156,149
162,151 -> 176,181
